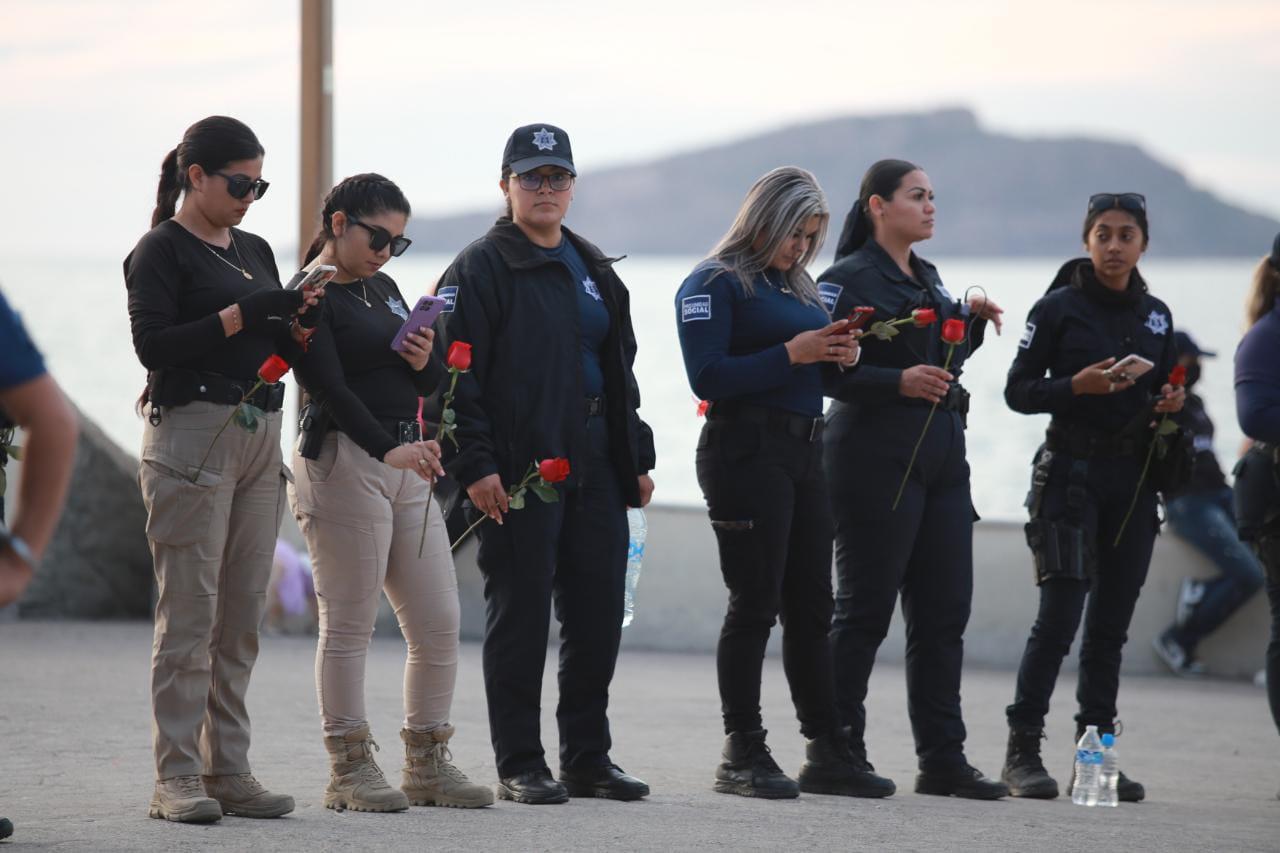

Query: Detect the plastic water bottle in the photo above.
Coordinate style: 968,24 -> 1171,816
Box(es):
1096,733 -> 1119,807
1072,725 -> 1104,806
622,509 -> 646,628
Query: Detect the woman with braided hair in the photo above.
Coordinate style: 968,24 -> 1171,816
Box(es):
289,173 -> 493,812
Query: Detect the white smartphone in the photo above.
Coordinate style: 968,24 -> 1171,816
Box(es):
286,264 -> 337,291
1105,353 -> 1154,382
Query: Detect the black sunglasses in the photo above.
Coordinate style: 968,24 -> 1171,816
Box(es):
1088,192 -> 1146,215
211,171 -> 270,200
515,171 -> 574,192
349,219 -> 412,257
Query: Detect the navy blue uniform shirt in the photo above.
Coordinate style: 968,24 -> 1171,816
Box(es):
676,260 -> 830,417
0,290 -> 46,392
1235,302 -> 1280,443
543,238 -> 610,396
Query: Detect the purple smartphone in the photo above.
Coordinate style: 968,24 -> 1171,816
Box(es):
390,295 -> 448,353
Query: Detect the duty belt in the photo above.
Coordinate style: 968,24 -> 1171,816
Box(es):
708,401 -> 824,443
1045,423 -> 1141,458
150,367 -> 286,413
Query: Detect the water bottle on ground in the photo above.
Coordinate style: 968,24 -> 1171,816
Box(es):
622,508 -> 647,628
1096,733 -> 1119,807
1072,725 -> 1104,806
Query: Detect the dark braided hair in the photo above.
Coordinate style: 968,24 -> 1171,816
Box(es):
303,173 -> 412,264
152,116 -> 264,227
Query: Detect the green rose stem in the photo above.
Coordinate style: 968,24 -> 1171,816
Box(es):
891,343 -> 956,511
190,377 -> 266,484
449,463 -> 544,553
418,367 -> 462,558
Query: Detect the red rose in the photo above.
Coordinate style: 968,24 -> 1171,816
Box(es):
912,308 -> 938,327
696,399 -> 710,418
941,318 -> 966,345
258,354 -> 291,384
447,341 -> 473,371
538,457 -> 571,483
1169,365 -> 1187,387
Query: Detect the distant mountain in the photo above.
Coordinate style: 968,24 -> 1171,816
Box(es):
407,108 -> 1278,258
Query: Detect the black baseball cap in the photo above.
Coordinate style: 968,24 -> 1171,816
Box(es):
502,124 -> 575,176
1174,330 -> 1216,359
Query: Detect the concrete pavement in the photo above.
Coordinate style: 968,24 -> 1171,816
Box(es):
1,621 -> 1276,851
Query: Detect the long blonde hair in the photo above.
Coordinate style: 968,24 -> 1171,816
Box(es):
1245,257 -> 1280,327
706,167 -> 829,307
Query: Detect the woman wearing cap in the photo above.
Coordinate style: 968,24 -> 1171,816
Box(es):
289,174 -> 494,812
429,124 -> 656,804
1001,192 -> 1183,802
1232,232 -> 1280,796
125,116 -> 318,822
675,167 -> 873,800
821,159 -> 1006,801
1151,330 -> 1264,676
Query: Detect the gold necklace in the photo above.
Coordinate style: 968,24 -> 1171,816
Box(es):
201,232 -> 253,279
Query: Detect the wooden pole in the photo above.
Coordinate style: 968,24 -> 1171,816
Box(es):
298,0 -> 333,268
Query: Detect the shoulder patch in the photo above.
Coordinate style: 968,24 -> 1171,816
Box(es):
1019,322 -> 1037,349
817,282 -> 843,313
437,286 -> 458,313
681,294 -> 712,322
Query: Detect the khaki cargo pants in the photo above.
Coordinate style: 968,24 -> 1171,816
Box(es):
139,401 -> 288,779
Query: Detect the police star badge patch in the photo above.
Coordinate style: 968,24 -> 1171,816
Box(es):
387,296 -> 410,321
532,129 -> 557,151
1144,310 -> 1169,335
583,277 -> 602,302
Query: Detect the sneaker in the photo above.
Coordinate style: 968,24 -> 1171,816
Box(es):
1174,578 -> 1205,627
149,775 -> 223,823
1152,630 -> 1206,677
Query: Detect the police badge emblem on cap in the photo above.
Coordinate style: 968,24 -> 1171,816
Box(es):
502,123 -> 576,176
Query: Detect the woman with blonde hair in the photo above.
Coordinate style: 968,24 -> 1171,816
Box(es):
676,166 -> 874,799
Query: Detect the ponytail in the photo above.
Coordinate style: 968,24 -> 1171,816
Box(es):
302,231 -> 327,266
151,148 -> 182,227
832,158 -> 921,262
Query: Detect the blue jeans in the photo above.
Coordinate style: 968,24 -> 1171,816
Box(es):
1165,487 -> 1264,655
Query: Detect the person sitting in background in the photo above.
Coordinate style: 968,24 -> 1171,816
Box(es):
0,286 -> 79,844
1152,331 -> 1264,676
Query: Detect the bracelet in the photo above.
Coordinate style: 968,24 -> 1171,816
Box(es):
225,305 -> 243,336
3,534 -> 38,572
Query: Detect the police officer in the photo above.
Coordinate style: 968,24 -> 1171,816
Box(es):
125,116 -> 315,822
676,167 -> 877,800
1152,331 -> 1264,676
822,159 -> 1006,800
289,174 -> 494,812
429,124 -> 655,804
1001,192 -> 1184,802
1233,232 -> 1280,798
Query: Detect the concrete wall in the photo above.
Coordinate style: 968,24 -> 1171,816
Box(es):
452,505 -> 1270,678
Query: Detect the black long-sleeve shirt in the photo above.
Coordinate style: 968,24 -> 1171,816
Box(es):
293,272 -> 445,461
124,219 -> 300,379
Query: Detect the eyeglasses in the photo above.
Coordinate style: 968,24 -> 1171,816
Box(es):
514,171 -> 574,192
349,219 -> 412,257
1088,192 -> 1146,215
211,171 -> 270,200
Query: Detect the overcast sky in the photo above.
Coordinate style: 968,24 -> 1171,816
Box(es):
3,0 -> 1278,260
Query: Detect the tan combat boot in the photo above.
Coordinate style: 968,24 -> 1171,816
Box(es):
401,725 -> 495,808
149,775 -> 222,823
322,725 -> 410,812
202,773 -> 296,818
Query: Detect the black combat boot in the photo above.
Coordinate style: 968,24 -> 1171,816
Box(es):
1001,727 -> 1059,799
714,730 -> 800,799
797,729 -> 896,798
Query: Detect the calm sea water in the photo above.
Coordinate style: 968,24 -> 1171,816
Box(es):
2,252 -> 1258,520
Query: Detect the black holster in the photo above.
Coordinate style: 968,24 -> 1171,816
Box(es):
1024,445 -> 1095,584
1233,443 -> 1280,542
297,399 -> 333,460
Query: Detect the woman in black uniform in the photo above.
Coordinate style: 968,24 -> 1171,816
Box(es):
125,116 -> 317,822
821,159 -> 1008,800
676,166 -> 878,800
1001,192 -> 1184,802
430,124 -> 655,805
290,174 -> 493,812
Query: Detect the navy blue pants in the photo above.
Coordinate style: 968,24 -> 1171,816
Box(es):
474,415 -> 629,777
826,405 -> 973,770
1165,487 -> 1264,654
1007,450 -> 1158,731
